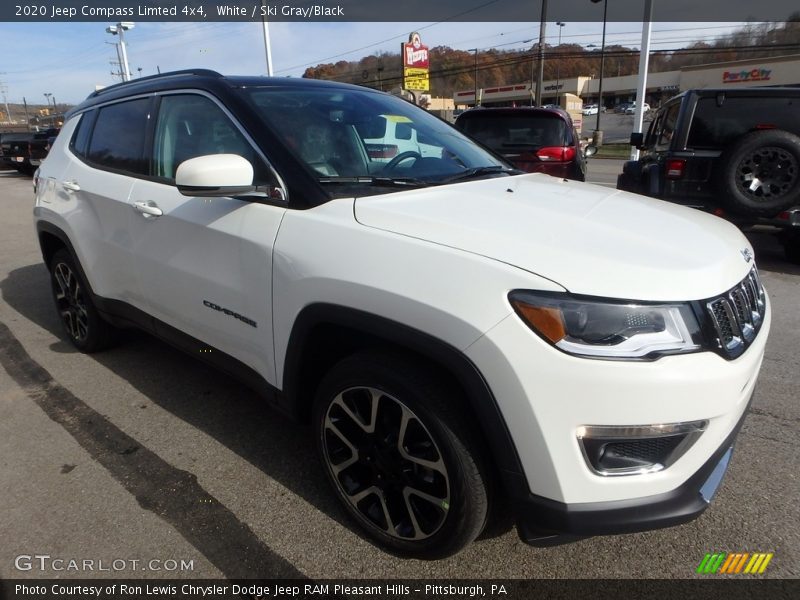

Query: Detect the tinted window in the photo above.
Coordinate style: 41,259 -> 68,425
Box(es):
87,99 -> 150,174
656,103 -> 680,148
458,114 -> 567,151
70,111 -> 96,158
688,96 -> 800,149
152,94 -> 267,183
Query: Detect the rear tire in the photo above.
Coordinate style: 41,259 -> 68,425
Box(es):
49,249 -> 118,353
312,352 -> 490,558
717,130 -> 800,217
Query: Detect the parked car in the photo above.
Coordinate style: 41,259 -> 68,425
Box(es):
35,70 -> 769,558
582,104 -> 599,116
619,88 -> 800,263
358,114 -> 442,164
0,128 -> 60,175
624,102 -> 651,115
615,102 -> 633,114
453,106 -> 588,180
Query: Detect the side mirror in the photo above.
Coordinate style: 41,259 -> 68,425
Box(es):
629,132 -> 644,149
584,144 -> 598,158
176,154 -> 255,197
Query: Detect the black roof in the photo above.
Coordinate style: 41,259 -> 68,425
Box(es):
65,69 -> 379,119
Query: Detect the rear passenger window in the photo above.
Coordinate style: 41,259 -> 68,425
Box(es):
87,99 -> 150,175
688,97 -> 800,149
70,111 -> 96,158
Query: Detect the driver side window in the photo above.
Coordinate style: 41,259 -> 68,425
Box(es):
153,94 -> 270,185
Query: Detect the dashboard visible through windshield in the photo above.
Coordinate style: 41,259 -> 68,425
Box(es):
240,86 -> 513,196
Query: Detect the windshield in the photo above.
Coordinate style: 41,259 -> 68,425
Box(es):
239,86 -> 510,195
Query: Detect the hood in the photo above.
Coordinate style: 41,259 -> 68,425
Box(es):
354,174 -> 754,301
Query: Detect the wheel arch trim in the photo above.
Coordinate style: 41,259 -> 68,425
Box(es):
282,303 -> 530,499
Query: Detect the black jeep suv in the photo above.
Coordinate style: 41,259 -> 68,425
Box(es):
618,88 -> 800,263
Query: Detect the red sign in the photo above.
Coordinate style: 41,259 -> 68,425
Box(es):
402,32 -> 429,69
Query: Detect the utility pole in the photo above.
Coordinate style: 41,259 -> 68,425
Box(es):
23,97 -> 31,130
555,22 -> 565,104
535,0 -> 548,107
468,48 -> 479,107
0,76 -> 11,124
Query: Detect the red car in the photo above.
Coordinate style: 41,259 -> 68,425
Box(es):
454,107 -> 588,181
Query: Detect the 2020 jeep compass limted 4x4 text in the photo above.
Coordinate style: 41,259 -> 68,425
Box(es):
33,70 -> 770,558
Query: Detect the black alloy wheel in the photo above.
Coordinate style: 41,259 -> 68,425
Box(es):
313,352 -> 490,558
49,249 -> 117,352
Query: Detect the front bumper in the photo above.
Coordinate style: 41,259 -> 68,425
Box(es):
464,283 -> 770,542
515,397 -> 748,544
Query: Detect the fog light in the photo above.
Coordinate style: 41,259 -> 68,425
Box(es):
577,421 -> 707,476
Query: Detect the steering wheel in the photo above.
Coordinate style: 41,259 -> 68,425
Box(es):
384,151 -> 422,172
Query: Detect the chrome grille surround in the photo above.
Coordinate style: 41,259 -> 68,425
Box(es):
705,268 -> 765,359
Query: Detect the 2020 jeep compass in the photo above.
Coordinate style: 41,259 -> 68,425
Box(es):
34,70 -> 770,558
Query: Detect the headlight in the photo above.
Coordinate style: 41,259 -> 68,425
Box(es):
509,291 -> 702,360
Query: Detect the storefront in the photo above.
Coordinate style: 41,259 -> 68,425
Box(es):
453,54 -> 800,110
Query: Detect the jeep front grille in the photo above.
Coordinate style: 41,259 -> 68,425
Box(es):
705,268 -> 765,359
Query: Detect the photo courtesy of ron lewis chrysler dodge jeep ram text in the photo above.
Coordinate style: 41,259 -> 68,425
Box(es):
33,70 -> 769,558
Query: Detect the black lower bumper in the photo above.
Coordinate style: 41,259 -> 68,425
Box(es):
515,402 -> 751,546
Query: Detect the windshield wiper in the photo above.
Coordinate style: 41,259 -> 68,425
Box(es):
438,166 -> 520,184
317,176 -> 430,188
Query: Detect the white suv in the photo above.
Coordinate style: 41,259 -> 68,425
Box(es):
33,70 -> 769,558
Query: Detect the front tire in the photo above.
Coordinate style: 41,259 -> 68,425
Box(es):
312,352 -> 490,558
49,248 -> 117,353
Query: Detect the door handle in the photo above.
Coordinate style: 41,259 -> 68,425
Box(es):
133,201 -> 163,218
62,180 -> 81,192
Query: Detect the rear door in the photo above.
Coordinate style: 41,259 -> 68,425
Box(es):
58,97 -> 152,303
127,91 -> 287,384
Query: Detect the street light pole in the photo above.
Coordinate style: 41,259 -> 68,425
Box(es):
106,22 -> 134,82
590,0 -> 608,143
260,0 -> 274,76
555,21 -> 565,105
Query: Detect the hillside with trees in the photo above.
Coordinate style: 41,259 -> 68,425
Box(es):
302,18 -> 800,98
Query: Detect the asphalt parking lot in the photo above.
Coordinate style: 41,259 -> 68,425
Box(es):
0,167 -> 797,581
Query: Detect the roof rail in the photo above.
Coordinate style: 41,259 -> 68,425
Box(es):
89,69 -> 224,98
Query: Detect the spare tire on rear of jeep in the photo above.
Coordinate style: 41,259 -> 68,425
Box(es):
717,130 -> 800,217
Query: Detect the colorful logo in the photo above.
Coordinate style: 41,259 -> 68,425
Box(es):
697,552 -> 773,574
722,68 -> 772,84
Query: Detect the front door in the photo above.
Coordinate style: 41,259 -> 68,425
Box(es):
127,92 -> 286,385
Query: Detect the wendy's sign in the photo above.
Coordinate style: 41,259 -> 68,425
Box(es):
402,32 -> 429,69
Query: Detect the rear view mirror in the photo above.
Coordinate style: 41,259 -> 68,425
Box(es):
584,144 -> 598,158
176,154 -> 255,197
630,132 -> 644,148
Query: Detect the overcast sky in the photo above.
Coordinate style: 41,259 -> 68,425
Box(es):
0,21 -> 745,106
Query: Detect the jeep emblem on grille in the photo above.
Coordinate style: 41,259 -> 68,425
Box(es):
740,248 -> 753,263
